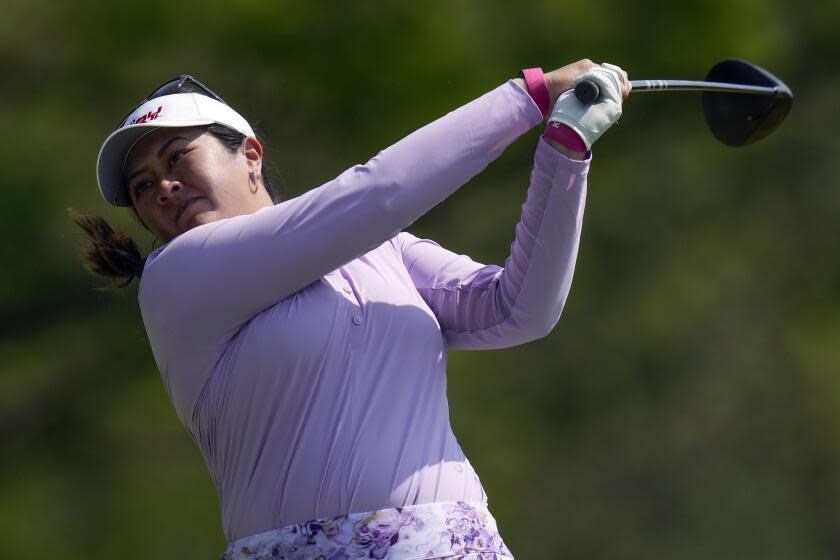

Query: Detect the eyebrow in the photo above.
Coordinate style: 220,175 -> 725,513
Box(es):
124,136 -> 187,188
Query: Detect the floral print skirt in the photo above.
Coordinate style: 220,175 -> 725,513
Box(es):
220,501 -> 514,560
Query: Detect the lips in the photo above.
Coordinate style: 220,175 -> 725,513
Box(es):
175,196 -> 202,224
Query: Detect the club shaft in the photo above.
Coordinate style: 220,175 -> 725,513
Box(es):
630,79 -> 779,95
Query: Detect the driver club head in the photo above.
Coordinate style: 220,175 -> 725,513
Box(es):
702,59 -> 793,147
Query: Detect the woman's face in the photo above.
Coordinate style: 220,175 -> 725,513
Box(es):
124,126 -> 272,242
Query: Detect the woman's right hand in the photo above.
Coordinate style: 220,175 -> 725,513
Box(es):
544,59 -> 631,105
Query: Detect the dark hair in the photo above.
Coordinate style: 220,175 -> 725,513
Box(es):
75,94 -> 282,287
201,123 -> 280,204
70,209 -> 145,288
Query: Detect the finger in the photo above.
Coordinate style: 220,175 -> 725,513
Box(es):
572,68 -> 623,105
574,59 -> 597,76
601,63 -> 628,87
600,62 -> 631,99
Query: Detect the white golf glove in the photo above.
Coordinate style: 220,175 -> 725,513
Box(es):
546,63 -> 630,149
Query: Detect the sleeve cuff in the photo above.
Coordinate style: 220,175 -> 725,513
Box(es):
519,67 -> 551,119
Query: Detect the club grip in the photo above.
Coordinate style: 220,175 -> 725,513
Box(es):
574,80 -> 600,104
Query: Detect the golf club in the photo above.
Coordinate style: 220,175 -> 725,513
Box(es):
574,59 -> 793,146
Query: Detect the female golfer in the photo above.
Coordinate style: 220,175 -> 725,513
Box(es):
79,60 -> 629,559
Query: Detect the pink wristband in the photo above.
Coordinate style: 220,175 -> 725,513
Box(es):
520,67 -> 550,119
543,121 -> 587,152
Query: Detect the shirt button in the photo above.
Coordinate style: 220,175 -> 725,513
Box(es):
352,316 -> 362,326
344,286 -> 353,294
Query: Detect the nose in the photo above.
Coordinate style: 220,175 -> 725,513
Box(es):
156,179 -> 182,205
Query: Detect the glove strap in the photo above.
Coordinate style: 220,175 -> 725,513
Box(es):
519,68 -> 550,119
543,121 -> 587,152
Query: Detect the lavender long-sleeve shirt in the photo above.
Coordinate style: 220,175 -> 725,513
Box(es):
137,80 -> 590,542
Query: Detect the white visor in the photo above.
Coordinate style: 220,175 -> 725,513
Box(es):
96,93 -> 256,207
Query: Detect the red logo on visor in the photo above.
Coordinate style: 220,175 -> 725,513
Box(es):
128,106 -> 163,125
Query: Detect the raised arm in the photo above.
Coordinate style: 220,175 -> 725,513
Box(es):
139,80 -> 545,345
397,138 -> 589,349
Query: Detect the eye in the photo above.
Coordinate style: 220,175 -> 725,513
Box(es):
168,150 -> 184,166
132,180 -> 152,198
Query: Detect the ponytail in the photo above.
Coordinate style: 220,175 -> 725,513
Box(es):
70,209 -> 145,287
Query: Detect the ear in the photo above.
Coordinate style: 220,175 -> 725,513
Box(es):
242,136 -> 264,174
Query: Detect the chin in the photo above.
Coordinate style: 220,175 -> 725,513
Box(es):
185,211 -> 218,230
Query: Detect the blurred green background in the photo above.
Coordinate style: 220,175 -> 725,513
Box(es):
2,0 -> 839,558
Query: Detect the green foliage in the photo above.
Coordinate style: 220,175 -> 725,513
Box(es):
2,1 -> 838,558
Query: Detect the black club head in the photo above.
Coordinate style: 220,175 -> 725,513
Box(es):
702,59 -> 793,147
